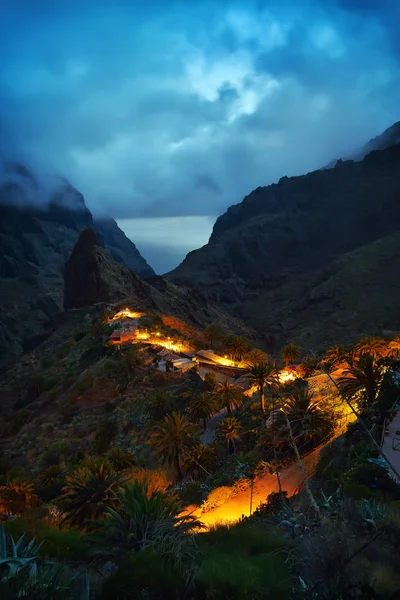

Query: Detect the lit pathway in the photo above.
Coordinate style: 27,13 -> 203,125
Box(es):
381,407 -> 400,483
194,446 -> 322,528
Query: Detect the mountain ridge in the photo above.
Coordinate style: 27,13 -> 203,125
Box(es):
168,127 -> 400,350
0,162 -> 155,365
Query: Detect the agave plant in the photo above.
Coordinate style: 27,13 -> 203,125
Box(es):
0,525 -> 47,580
0,526 -> 90,599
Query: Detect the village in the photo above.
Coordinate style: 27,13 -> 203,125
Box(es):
107,307 -> 298,395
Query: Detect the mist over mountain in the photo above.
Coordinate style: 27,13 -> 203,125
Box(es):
0,161 -> 154,364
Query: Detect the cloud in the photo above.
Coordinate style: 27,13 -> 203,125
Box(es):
1,0 -> 400,269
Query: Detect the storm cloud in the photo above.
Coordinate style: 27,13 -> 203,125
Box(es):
1,0 -> 400,271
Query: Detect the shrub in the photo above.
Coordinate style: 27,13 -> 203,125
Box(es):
107,447 -> 136,472
73,328 -> 87,342
93,419 -> 119,454
342,482 -> 373,500
26,374 -> 44,402
100,550 -> 182,600
75,372 -> 94,393
346,463 -> 400,499
198,522 -> 290,600
37,465 -> 66,501
4,516 -> 87,561
56,340 -> 76,360
39,442 -> 69,468
204,372 -> 217,392
180,481 -> 204,506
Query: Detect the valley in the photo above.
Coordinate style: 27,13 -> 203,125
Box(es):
1,125 -> 400,599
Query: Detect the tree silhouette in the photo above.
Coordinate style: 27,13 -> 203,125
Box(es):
91,481 -> 199,559
219,416 -> 241,454
204,323 -> 223,349
60,462 -> 124,528
275,383 -> 334,447
150,412 -> 195,480
188,392 -> 216,429
225,336 -> 250,362
355,336 -> 386,359
282,343 -> 300,368
338,352 -> 386,410
183,444 -> 216,480
247,361 -> 277,421
322,344 -> 348,369
213,379 -> 244,414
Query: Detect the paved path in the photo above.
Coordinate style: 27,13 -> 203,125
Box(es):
382,406 -> 400,482
193,446 -> 322,528
201,409 -> 228,445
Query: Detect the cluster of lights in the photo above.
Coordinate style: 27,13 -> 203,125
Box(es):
111,308 -> 144,321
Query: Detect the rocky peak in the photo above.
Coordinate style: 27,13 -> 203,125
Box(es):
63,228 -> 154,310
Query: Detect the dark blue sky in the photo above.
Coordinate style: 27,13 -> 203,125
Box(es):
1,0 -> 400,272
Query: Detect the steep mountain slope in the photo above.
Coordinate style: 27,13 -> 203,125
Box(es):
64,228 -> 252,338
355,121 -> 400,160
0,163 -> 154,364
169,141 -> 400,350
94,217 -> 154,278
64,228 -> 156,310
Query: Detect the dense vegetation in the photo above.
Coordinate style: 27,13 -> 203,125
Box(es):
0,306 -> 399,598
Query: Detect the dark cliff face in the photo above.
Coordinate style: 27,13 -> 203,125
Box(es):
0,162 -> 155,366
64,228 -> 154,310
168,141 -> 400,350
93,217 -> 155,278
64,229 -> 253,341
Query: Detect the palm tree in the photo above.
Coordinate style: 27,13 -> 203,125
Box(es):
148,391 -> 174,421
275,383 -> 334,447
183,444 -> 215,481
60,462 -> 124,528
355,336 -> 386,359
106,447 -> 136,472
37,465 -> 66,501
0,479 -> 38,516
322,344 -> 348,368
247,348 -> 269,364
219,416 -> 241,454
188,393 -> 216,429
90,481 -> 199,559
150,412 -> 195,480
338,352 -> 386,410
225,336 -> 250,362
204,323 -> 223,349
213,380 -> 244,414
388,336 -> 400,360
282,343 -> 300,368
122,347 -> 139,373
247,361 -> 277,421
276,390 -> 321,518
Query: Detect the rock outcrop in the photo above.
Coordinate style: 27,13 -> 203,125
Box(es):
63,229 -> 252,341
169,137 -> 400,350
0,162 -> 154,365
64,228 -> 154,309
